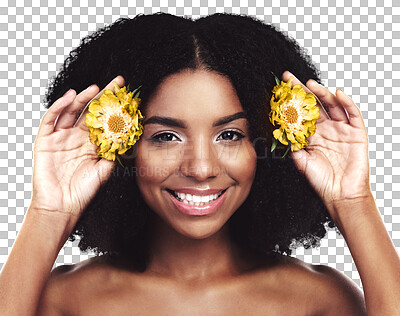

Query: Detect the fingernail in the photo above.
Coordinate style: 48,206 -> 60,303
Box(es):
338,88 -> 350,98
82,84 -> 95,93
63,89 -> 73,97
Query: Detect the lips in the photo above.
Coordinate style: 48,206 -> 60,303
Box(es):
166,188 -> 228,216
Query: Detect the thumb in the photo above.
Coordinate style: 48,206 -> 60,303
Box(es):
95,159 -> 116,185
291,149 -> 309,175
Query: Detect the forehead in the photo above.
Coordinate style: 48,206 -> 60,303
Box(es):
143,69 -> 244,120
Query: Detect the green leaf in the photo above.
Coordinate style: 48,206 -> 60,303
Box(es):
271,138 -> 278,152
132,85 -> 142,98
271,71 -> 280,85
282,142 -> 291,158
116,155 -> 125,168
126,83 -> 131,92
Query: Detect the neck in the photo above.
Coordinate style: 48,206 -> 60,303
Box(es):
145,212 -> 251,282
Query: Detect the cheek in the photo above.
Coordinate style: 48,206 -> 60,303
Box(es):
217,141 -> 257,186
134,141 -> 180,190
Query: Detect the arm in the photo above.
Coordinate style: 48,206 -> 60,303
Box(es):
281,71 -> 400,315
0,208 -> 69,316
0,77 -> 122,315
333,195 -> 400,315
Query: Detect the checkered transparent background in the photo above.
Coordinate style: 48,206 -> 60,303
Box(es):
1,0 -> 399,290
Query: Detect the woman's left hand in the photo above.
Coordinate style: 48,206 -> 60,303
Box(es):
282,71 -> 371,220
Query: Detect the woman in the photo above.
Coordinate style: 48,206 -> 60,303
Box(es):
1,12 -> 399,315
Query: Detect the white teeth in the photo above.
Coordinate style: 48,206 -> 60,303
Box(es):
173,190 -> 224,206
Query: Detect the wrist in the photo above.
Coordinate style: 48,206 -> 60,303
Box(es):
25,204 -> 75,249
330,191 -> 377,230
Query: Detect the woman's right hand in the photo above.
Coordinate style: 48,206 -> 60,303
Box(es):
30,76 -> 125,233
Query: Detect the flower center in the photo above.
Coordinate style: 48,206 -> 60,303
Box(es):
282,105 -> 299,124
101,108 -> 133,141
107,114 -> 126,133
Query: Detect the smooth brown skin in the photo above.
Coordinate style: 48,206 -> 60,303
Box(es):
0,69 -> 399,315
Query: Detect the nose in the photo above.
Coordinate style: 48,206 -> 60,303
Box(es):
179,135 -> 220,181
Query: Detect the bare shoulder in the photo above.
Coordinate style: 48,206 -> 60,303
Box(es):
36,255 -> 121,315
310,262 -> 367,316
258,254 -> 366,316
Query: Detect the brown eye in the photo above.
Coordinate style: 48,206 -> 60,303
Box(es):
151,132 -> 180,142
217,131 -> 245,141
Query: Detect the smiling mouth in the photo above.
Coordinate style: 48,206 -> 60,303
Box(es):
166,189 -> 227,207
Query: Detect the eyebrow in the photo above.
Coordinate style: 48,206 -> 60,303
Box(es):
143,116 -> 187,128
213,112 -> 247,127
143,111 -> 247,128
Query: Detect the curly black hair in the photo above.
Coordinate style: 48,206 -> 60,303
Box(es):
45,12 -> 336,271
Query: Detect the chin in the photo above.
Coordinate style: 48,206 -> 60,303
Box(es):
161,211 -> 230,240
174,223 -> 226,240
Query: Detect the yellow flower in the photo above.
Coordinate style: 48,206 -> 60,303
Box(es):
85,82 -> 143,161
269,77 -> 319,152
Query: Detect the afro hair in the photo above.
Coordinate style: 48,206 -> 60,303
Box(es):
45,12 -> 336,271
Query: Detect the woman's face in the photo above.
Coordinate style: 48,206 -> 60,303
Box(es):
135,69 -> 257,239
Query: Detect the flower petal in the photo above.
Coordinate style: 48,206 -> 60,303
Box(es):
88,100 -> 104,116
85,83 -> 144,161
86,113 -> 103,128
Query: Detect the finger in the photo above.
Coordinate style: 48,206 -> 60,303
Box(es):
335,89 -> 365,129
96,159 -> 116,185
282,71 -> 330,121
37,89 -> 76,138
55,84 -> 100,131
81,159 -> 116,191
74,75 -> 126,128
290,148 -> 309,175
306,79 -> 349,123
